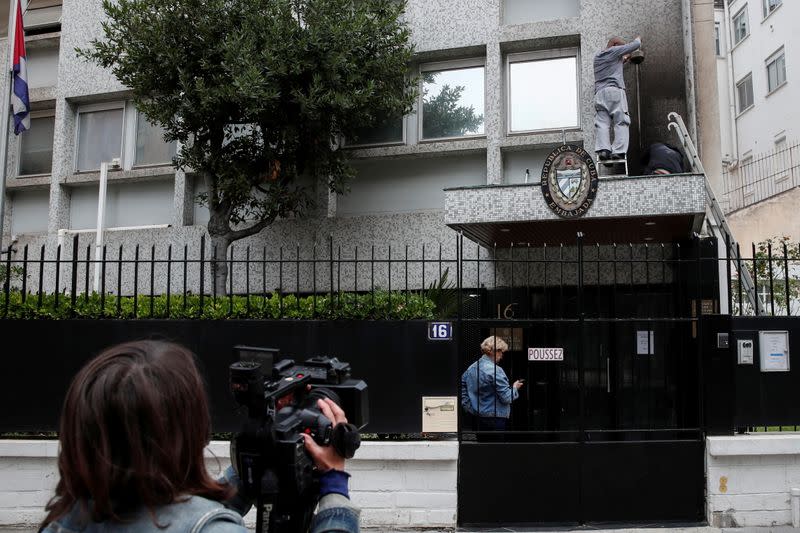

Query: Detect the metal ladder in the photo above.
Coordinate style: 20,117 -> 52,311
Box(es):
667,112 -> 763,315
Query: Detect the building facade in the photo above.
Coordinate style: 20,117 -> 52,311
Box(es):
0,0 -> 715,282
715,0 -> 800,244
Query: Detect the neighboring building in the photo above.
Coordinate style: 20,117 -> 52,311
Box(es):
714,0 -> 800,245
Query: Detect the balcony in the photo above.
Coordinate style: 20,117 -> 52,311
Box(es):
444,173 -> 707,246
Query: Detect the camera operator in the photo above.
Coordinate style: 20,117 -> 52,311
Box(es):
39,340 -> 360,533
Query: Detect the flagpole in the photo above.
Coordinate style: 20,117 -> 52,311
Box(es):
0,0 -> 19,251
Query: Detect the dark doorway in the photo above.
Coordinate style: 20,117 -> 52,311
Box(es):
456,236 -> 712,526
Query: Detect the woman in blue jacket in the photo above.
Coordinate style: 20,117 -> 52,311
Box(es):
460,335 -> 524,431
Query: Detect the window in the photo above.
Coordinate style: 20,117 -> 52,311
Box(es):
345,116 -> 404,147
715,23 -> 721,56
508,49 -> 579,133
774,136 -> 787,179
135,113 -> 177,166
733,6 -> 748,45
76,104 -> 124,172
75,102 -> 177,172
736,73 -> 754,113
766,48 -> 786,93
763,0 -> 781,18
18,112 -> 55,176
502,0 -> 579,25
68,180 -> 175,230
420,60 -> 485,140
23,0 -> 62,35
26,46 -> 59,89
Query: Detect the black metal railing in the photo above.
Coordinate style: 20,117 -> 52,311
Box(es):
723,140 -> 800,213
3,233 -> 800,319
1,234 -> 466,320
723,236 -> 800,317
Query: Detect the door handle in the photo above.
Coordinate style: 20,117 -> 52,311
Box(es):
606,357 -> 611,393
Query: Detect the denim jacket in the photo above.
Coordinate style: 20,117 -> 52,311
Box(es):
460,355 -> 518,418
41,467 -> 360,533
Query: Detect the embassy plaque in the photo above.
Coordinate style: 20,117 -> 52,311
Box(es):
541,145 -> 599,218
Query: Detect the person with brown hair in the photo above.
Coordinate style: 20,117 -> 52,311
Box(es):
39,340 -> 359,532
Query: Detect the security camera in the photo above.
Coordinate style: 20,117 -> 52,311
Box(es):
110,158 -> 122,170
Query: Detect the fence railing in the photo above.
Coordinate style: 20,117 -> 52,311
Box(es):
723,140 -> 800,213
723,237 -> 800,317
2,233 -> 800,319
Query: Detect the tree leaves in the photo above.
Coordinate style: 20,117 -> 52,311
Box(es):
79,0 -> 416,260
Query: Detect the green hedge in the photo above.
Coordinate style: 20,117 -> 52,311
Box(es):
0,291 -> 436,320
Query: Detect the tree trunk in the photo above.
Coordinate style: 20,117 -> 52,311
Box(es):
207,203 -> 232,297
209,235 -> 230,296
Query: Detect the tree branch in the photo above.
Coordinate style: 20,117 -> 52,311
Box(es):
227,215 -> 277,241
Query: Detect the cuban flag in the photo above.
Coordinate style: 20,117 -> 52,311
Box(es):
11,0 -> 30,134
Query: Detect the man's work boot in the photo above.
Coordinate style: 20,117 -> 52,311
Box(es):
611,152 -> 626,160
596,150 -> 611,161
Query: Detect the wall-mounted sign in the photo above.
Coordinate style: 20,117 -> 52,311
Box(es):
540,144 -> 599,219
422,396 -> 457,433
637,330 -> 655,355
737,339 -> 754,365
528,347 -> 564,361
428,321 -> 453,341
759,330 -> 790,372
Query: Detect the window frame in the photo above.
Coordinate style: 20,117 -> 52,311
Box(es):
732,5 -> 749,46
75,101 -> 177,172
131,107 -> 178,169
505,47 -> 581,136
418,57 -> 487,143
773,135 -> 788,181
74,101 -> 126,173
735,73 -> 754,115
762,0 -> 781,20
343,115 -> 407,149
16,109 -> 56,178
765,47 -> 787,95
715,22 -> 722,56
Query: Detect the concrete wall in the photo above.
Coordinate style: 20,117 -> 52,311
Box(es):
726,187 -> 800,245
707,434 -> 800,528
0,440 -> 458,529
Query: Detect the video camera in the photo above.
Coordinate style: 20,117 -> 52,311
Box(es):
229,346 -> 368,533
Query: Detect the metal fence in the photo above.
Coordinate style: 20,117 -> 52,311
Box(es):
0,234 -> 463,319
723,236 -> 800,317
723,140 -> 800,213
2,232 -> 800,319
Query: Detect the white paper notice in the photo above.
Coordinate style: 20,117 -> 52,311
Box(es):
422,396 -> 458,433
636,330 -> 655,355
759,331 -> 790,372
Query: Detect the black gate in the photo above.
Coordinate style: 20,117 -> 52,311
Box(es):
455,234 -> 716,526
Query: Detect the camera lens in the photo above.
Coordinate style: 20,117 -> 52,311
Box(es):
306,387 -> 342,408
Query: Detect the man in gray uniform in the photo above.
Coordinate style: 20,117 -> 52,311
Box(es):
594,35 -> 642,161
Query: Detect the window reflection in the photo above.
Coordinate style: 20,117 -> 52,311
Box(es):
422,66 -> 485,140
509,56 -> 578,133
347,116 -> 404,146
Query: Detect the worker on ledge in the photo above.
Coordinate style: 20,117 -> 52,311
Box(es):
594,35 -> 642,162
